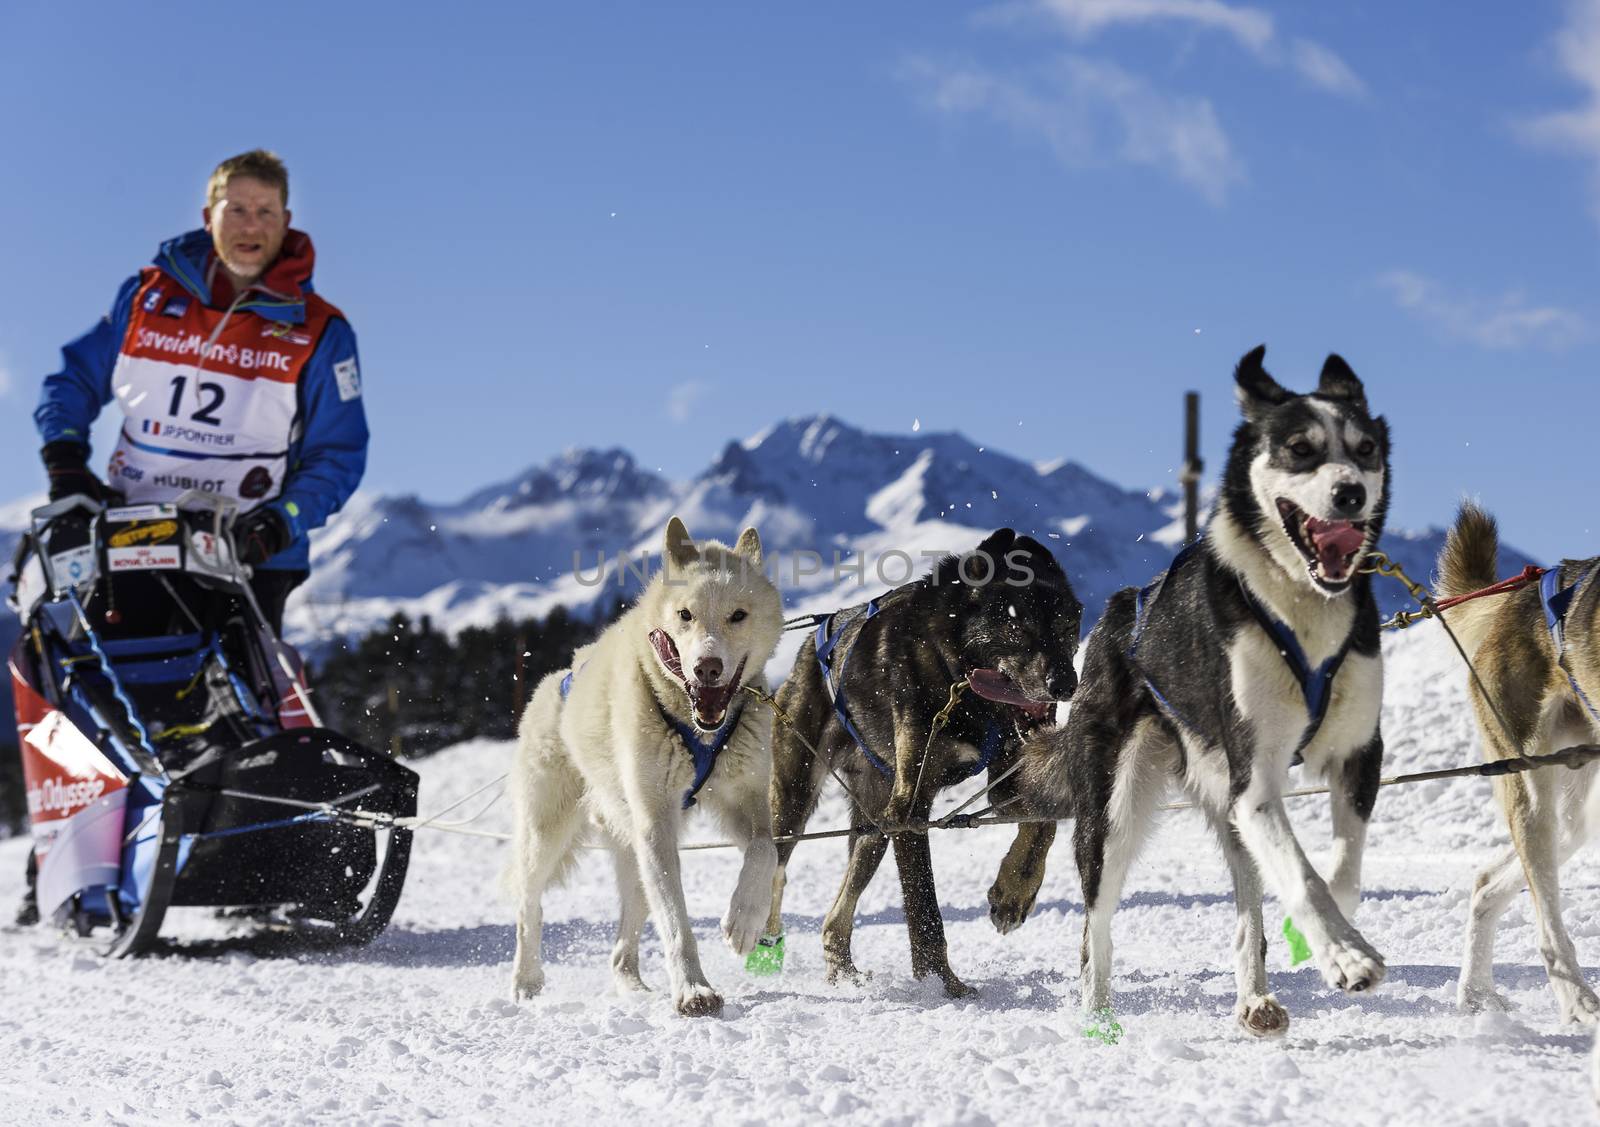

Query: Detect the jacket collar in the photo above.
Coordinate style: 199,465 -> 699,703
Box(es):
154,229 -> 317,324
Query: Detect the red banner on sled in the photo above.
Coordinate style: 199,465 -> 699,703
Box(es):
12,659 -> 129,862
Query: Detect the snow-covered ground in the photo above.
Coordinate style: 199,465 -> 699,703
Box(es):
2,627 -> 1597,1125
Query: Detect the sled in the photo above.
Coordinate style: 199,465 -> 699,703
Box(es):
9,491 -> 416,956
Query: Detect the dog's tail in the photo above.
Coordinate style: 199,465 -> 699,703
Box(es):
499,670 -> 586,903
1019,724 -> 1075,819
1435,501 -> 1501,659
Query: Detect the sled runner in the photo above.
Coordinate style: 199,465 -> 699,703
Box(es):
9,491 -> 416,956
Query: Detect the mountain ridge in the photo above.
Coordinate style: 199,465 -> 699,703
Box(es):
263,413 -> 1532,650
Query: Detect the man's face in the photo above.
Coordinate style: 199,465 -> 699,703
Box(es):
203,176 -> 290,284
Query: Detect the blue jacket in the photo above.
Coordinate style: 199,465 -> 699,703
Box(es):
35,229 -> 368,570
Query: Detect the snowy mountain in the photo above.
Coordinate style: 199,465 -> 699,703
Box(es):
0,413 -> 1541,692
277,413 -> 1538,652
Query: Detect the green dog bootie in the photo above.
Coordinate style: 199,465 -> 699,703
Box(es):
1082,1006 -> 1123,1045
1282,917 -> 1312,966
745,933 -> 785,976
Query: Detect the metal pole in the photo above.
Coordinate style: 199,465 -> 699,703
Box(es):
1181,391 -> 1202,544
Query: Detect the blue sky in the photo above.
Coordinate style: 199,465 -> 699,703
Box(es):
1,1 -> 1596,560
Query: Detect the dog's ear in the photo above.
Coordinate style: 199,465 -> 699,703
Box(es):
663,516 -> 699,569
955,528 -> 1016,593
1234,344 -> 1289,416
733,526 -> 763,566
1316,353 -> 1368,412
1012,535 -> 1066,588
976,527 -> 1017,561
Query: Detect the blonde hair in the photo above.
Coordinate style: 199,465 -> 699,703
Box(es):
206,149 -> 289,209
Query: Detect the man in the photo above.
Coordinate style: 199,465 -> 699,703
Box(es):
35,148 -> 367,633
18,151 -> 367,927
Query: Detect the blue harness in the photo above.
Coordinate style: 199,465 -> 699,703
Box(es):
560,664 -> 740,809
814,598 -> 1003,781
1539,562 -> 1600,724
1129,542 -> 1199,732
1131,541 -> 1352,756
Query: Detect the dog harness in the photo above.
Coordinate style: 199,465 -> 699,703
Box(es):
1131,540 -> 1352,756
559,663 -> 740,809
814,598 -> 1003,781
1539,562 -> 1600,724
815,599 -> 888,775
1128,542 -> 1200,733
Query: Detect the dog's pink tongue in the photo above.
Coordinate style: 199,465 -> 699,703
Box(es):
687,658 -> 746,730
1306,518 -> 1365,576
967,670 -> 1052,719
692,696 -> 726,729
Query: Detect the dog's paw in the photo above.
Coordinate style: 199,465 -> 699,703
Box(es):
1315,929 -> 1385,994
674,982 -> 724,1018
512,969 -> 545,1001
986,881 -> 1036,936
825,960 -> 871,988
1235,995 -> 1290,1038
941,973 -> 977,1000
1563,989 -> 1600,1026
722,898 -> 767,957
1457,982 -> 1510,1016
612,969 -> 650,994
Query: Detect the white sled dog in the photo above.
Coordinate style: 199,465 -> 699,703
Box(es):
509,517 -> 784,1016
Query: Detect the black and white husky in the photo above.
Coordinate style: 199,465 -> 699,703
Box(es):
1025,345 -> 1391,1036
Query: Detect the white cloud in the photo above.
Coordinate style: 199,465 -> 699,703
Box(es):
913,1 -> 1361,201
665,380 -> 709,424
1289,38 -> 1367,99
900,55 -> 1243,205
992,0 -> 1365,98
1022,0 -> 1273,51
1378,269 -> 1587,351
1517,0 -> 1600,225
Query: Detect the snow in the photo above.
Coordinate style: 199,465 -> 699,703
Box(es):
4,628 -> 1599,1123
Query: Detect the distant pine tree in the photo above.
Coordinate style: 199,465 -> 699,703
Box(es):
310,598 -> 626,760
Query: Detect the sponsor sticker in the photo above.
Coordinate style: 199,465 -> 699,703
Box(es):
239,466 -> 274,499
142,419 -> 237,447
107,546 -> 182,571
108,519 -> 179,548
107,449 -> 142,483
105,503 -> 177,523
142,287 -> 164,313
48,546 -> 95,586
334,357 -> 361,402
150,472 -> 228,492
27,775 -> 108,819
132,328 -> 293,372
161,296 -> 190,318
190,530 -> 220,567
